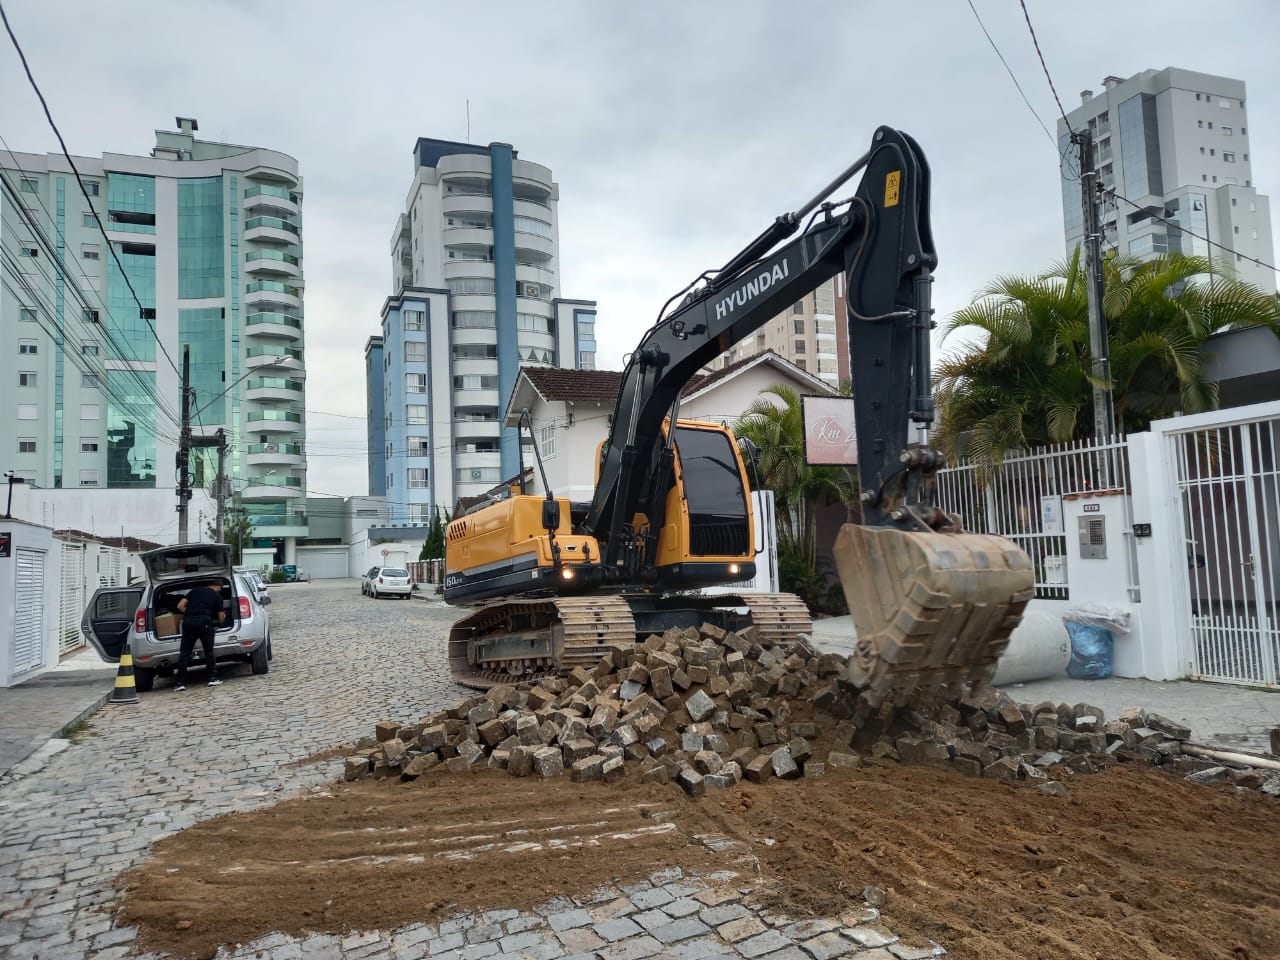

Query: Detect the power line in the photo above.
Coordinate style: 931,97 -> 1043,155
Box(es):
1108,189 -> 1277,273
0,0 -> 179,375
965,0 -> 1055,147
1017,0 -> 1072,131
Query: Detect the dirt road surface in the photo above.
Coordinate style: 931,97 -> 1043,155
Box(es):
121,760 -> 1280,960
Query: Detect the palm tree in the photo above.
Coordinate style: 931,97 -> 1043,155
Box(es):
934,251 -> 1279,470
734,385 -> 855,608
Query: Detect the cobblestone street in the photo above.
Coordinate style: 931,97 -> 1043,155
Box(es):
0,580 -> 939,960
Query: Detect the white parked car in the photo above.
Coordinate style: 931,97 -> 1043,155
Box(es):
367,566 -> 412,599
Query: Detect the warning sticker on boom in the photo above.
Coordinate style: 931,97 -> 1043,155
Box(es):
884,170 -> 901,207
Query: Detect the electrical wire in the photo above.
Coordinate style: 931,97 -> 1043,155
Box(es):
0,0 -> 180,375
1108,189 -> 1277,273
1017,0 -> 1072,132
965,0 -> 1056,146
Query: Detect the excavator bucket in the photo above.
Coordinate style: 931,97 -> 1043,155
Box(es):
831,523 -> 1035,706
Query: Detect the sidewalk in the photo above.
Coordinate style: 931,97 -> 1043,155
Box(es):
810,614 -> 1280,754
0,647 -> 116,781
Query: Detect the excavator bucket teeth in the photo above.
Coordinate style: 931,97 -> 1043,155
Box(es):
832,523 -> 1034,706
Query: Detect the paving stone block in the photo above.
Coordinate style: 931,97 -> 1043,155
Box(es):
801,931 -> 859,959
738,929 -> 795,957
718,916 -> 768,942
651,916 -> 712,944
597,934 -> 664,960
594,917 -> 644,943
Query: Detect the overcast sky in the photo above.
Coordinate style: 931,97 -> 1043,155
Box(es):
3,0 -> 1277,498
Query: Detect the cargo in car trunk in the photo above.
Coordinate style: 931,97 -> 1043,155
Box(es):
152,578 -> 237,638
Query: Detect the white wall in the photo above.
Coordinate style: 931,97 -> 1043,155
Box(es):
0,519 -> 59,686
683,365 -> 806,424
9,486 -> 217,546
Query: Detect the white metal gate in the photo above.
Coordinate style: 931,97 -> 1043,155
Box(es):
59,541 -> 86,655
13,547 -> 46,678
1170,412 -> 1280,687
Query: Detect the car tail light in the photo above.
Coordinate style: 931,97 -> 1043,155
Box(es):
134,610 -> 147,634
238,596 -> 252,618
378,576 -> 384,583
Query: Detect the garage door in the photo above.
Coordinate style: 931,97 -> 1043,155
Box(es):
298,548 -> 349,580
13,547 -> 47,679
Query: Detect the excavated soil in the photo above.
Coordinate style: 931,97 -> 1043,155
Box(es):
121,763 -> 1280,960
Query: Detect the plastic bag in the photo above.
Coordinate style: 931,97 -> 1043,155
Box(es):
1064,622 -> 1113,679
1062,602 -> 1132,635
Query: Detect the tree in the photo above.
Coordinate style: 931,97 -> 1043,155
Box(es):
420,506 -> 446,561
934,251 -> 1280,471
206,510 -> 255,565
733,385 -> 855,611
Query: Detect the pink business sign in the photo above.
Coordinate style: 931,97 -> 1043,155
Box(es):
802,396 -> 858,465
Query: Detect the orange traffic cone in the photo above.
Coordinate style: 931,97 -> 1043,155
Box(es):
108,641 -> 140,705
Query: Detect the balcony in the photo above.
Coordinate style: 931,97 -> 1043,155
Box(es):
514,197 -> 552,220
241,474 -> 304,500
246,376 -> 304,402
244,184 -> 300,216
512,231 -> 554,259
246,441 -> 304,467
245,215 -> 300,245
247,513 -> 308,538
245,249 -> 300,279
245,312 -> 302,340
443,226 -> 493,249
454,418 -> 501,440
515,263 -> 557,288
443,260 -> 495,283
442,193 -> 493,217
246,345 -> 303,370
246,279 -> 302,310
246,409 -> 302,433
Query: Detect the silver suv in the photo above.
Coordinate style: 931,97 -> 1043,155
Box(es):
83,544 -> 272,693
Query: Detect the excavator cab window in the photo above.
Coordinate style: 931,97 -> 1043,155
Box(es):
673,426 -> 750,557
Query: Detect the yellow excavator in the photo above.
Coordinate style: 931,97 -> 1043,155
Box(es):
444,126 -> 1034,704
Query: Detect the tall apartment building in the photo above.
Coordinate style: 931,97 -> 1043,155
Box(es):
1059,67 -> 1275,295
0,118 -> 310,557
367,138 -> 596,521
710,276 -> 848,388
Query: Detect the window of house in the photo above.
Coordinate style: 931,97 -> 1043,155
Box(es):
1209,148 -> 1215,156
20,307 -> 37,323
80,403 -> 100,419
1196,93 -> 1202,101
794,339 -> 805,354
1223,152 -> 1235,163
406,404 -> 428,425
408,468 -> 429,488
1208,122 -> 1213,129
81,438 -> 99,453
82,212 -> 96,228
1222,126 -> 1233,136
81,373 -> 100,388
795,358 -> 806,370
539,424 -> 555,460
20,177 -> 37,192
1219,99 -> 1231,109
1200,147 -> 1205,155
405,341 -> 426,362
1212,176 -> 1218,183
18,438 -> 36,453
19,273 -> 37,292
81,243 -> 100,260
791,301 -> 803,314
1234,226 -> 1240,234
1243,153 -> 1249,161
83,308 -> 100,324
408,438 -> 430,457
18,239 -> 37,257
578,351 -> 595,370
19,371 -> 36,387
406,373 -> 427,393
83,276 -> 101,292
18,340 -> 37,354
1242,127 -> 1247,136
793,317 -> 805,334
80,470 -> 99,486
17,404 -> 37,420
403,309 -> 425,331
82,341 -> 98,355
84,181 -> 99,196
1197,120 -> 1203,128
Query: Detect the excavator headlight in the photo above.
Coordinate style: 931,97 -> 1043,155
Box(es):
728,563 -> 741,575
561,568 -> 576,581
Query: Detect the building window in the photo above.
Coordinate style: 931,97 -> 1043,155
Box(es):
80,404 -> 99,419
1208,122 -> 1213,129
81,373 -> 100,388
1223,152 -> 1235,163
83,308 -> 100,324
791,301 -> 804,314
1200,147 -> 1205,155
516,313 -> 551,333
19,372 -> 36,387
82,341 -> 99,355
406,373 -> 427,393
80,470 -> 100,486
81,243 -> 100,260
795,358 -> 806,370
18,340 -> 38,354
20,177 -> 37,192
81,438 -> 99,452
1197,120 -> 1203,128
1232,198 -> 1237,207
794,339 -> 806,354
1242,127 -> 1247,136
84,181 -> 99,196
18,438 -> 37,453
1196,93 -> 1201,101
452,311 -> 496,329
1219,99 -> 1231,109
1209,149 -> 1215,156
1222,126 -> 1233,136
406,404 -> 428,425
18,240 -> 38,257
82,212 -> 96,228
408,437 -> 430,457
453,375 -> 498,390
408,468 -> 429,488
403,309 -> 425,331
793,317 -> 805,334
539,424 -> 555,460
17,404 -> 37,420
578,351 -> 595,370
405,340 -> 426,362
20,307 -> 37,323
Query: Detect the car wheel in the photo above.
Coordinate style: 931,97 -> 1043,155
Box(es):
250,643 -> 269,675
134,667 -> 156,693
266,634 -> 274,661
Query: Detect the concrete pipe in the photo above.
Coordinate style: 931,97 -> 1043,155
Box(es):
992,603 -> 1070,685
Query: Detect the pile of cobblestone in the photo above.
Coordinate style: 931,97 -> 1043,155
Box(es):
343,622 -> 1280,799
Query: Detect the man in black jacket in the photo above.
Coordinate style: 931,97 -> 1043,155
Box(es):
175,580 -> 226,691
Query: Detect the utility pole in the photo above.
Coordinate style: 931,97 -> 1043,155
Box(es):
214,429 -> 229,542
1075,128 -> 1115,443
176,345 -> 193,543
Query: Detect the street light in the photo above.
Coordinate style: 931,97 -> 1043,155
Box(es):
3,471 -> 27,519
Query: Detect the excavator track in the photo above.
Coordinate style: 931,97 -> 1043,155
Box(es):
447,592 -> 813,690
